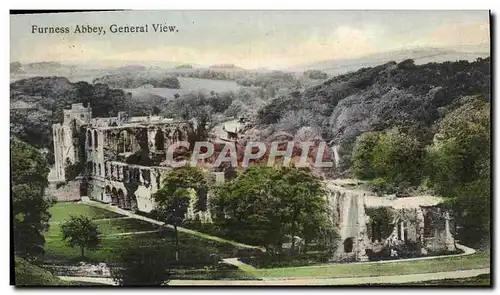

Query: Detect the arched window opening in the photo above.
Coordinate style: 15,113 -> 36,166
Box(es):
94,130 -> 99,149
343,237 -> 354,253
87,130 -> 93,149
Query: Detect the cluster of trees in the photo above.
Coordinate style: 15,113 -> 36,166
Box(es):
151,165 -> 336,258
93,73 -> 180,89
257,58 -> 491,157
11,138 -> 52,259
211,166 -> 336,254
350,98 -> 490,248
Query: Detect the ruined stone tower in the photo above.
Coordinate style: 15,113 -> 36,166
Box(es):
52,103 -> 92,182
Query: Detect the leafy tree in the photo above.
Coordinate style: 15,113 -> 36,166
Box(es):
152,167 -> 210,259
111,239 -> 171,286
351,131 -> 380,179
60,215 -> 101,257
153,190 -> 190,261
426,99 -> 490,248
211,165 -> 331,254
372,128 -> 424,188
426,99 -> 490,193
11,138 -> 51,259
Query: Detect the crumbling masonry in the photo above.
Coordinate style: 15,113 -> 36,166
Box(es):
52,103 -> 212,221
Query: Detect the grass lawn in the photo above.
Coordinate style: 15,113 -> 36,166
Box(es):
46,218 -> 159,238
247,252 -> 490,279
44,203 -> 243,265
49,202 -> 122,221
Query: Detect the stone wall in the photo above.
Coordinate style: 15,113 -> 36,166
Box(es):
326,182 -> 457,261
46,180 -> 82,202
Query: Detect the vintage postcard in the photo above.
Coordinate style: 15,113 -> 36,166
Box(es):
10,10 -> 491,287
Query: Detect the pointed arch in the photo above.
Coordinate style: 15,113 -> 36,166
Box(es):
94,130 -> 99,149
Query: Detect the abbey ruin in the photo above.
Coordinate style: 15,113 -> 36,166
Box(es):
51,103 -> 213,220
51,103 -> 457,261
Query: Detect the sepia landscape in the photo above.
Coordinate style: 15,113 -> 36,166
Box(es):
10,10 -> 491,286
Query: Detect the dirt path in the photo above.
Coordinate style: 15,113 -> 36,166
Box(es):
59,268 -> 490,286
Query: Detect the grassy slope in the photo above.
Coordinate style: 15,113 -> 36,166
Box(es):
49,202 -> 122,221
248,252 -> 490,279
14,256 -> 69,286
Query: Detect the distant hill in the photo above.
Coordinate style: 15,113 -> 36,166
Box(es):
288,47 -> 490,76
209,63 -> 245,70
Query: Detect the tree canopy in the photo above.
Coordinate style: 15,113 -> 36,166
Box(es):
210,165 -> 333,254
11,138 -> 51,259
60,215 -> 101,257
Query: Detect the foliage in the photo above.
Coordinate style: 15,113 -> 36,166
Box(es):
64,161 -> 84,182
365,207 -> 394,240
350,128 -> 424,192
425,99 -> 490,248
256,58 -> 490,172
155,167 -> 211,210
210,165 -> 332,254
303,70 -> 328,80
60,215 -> 101,257
372,128 -> 424,188
239,252 -> 330,269
93,73 -> 180,89
10,77 -> 132,153
351,131 -> 380,179
152,167 -> 211,259
369,177 -> 394,195
11,138 -> 52,259
110,239 -> 171,286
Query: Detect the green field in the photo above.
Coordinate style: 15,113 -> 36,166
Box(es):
41,202 -> 256,280
48,202 -> 122,221
244,252 -> 490,279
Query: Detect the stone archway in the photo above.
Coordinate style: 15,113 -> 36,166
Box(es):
343,237 -> 354,253
117,189 -> 125,209
111,187 -> 118,206
128,193 -> 138,211
105,186 -> 112,204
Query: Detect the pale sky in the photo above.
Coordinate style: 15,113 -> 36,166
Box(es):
10,10 -> 490,69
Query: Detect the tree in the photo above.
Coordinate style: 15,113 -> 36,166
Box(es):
152,167 -> 210,260
210,165 -> 331,254
111,239 -> 171,286
60,215 -> 101,257
11,138 -> 51,259
351,131 -> 380,179
426,99 -> 490,194
426,99 -> 490,248
153,190 -> 190,261
372,128 -> 424,188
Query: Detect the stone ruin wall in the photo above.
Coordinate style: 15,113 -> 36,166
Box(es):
326,187 -> 457,262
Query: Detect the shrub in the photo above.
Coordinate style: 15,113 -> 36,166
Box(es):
369,177 -> 394,195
